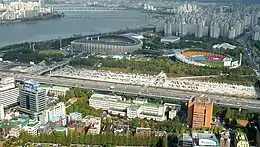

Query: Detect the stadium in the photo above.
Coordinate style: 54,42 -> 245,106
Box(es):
175,49 -> 241,68
70,34 -> 143,54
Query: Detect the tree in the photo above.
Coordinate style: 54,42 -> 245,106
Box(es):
213,104 -> 222,117
225,107 -> 232,120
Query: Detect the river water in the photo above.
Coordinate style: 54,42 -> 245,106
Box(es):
0,5 -> 156,47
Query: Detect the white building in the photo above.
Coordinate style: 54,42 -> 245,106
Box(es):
0,77 -> 19,108
90,93 -> 180,121
89,93 -> 131,115
23,119 -> 41,136
69,112 -> 82,122
9,124 -> 22,138
39,102 -> 66,126
213,43 -> 237,50
39,85 -> 69,97
160,36 -> 181,44
0,104 -> 4,120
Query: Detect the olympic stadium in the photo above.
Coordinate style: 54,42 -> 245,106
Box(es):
70,34 -> 143,54
175,48 -> 241,68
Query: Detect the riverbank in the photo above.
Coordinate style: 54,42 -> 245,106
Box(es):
0,25 -> 155,52
0,12 -> 64,25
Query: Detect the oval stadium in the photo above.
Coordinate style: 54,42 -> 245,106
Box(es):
175,49 -> 241,68
70,34 -> 143,54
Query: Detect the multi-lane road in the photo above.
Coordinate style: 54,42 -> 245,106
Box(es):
8,73 -> 260,110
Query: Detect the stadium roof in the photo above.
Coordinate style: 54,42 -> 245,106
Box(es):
72,34 -> 142,46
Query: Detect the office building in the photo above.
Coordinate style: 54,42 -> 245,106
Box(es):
234,131 -> 249,147
19,80 -> 46,114
187,96 -> 213,128
220,131 -> 231,147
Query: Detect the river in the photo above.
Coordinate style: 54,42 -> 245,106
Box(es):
0,5 -> 156,47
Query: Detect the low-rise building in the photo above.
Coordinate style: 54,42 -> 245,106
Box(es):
192,131 -> 220,147
89,93 -> 181,121
220,131 -> 231,147
178,134 -> 193,147
23,119 -> 41,136
53,127 -> 68,136
69,112 -> 82,122
82,116 -> 101,134
160,36 -> 181,44
39,85 -> 69,97
136,127 -> 151,136
9,124 -> 22,138
113,125 -> 129,134
234,131 -> 249,147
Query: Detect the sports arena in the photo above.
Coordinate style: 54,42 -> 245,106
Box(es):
70,34 -> 143,54
175,49 -> 241,68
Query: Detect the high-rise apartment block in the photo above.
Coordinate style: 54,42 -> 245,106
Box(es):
0,77 -> 19,108
19,80 -> 46,113
156,3 -> 259,39
187,96 -> 213,128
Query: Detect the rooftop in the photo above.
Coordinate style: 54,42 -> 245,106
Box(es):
192,131 -> 219,146
39,85 -> 69,91
24,80 -> 39,85
54,127 -> 67,131
26,119 -> 39,127
161,36 -> 180,40
236,131 -> 248,141
91,93 -> 165,109
190,96 -> 213,104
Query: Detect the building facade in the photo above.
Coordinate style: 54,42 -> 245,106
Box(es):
89,93 -> 180,121
0,77 -> 19,108
234,131 -> 249,147
220,131 -> 231,147
39,102 -> 66,126
71,35 -> 143,54
187,96 -> 213,128
23,119 -> 41,136
19,80 -> 46,113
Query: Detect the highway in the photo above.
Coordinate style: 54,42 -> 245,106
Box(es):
237,29 -> 260,74
10,73 -> 260,110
